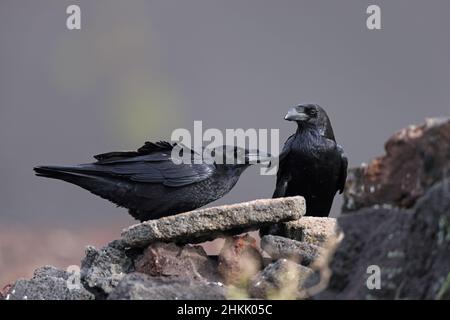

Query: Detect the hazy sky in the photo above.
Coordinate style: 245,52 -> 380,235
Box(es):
1,0 -> 449,230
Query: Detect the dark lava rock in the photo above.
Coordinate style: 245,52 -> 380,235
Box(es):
107,273 -> 225,300
316,180 -> 450,300
121,196 -> 305,247
80,240 -> 135,297
249,259 -> 319,299
343,117 -> 450,212
261,235 -> 322,266
217,234 -> 264,287
5,265 -> 94,300
135,242 -> 220,282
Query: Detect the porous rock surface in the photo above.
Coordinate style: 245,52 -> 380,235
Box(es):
6,266 -> 94,300
262,216 -> 337,246
316,180 -> 450,300
107,273 -> 226,300
261,235 -> 322,266
343,117 -> 450,212
121,196 -> 305,247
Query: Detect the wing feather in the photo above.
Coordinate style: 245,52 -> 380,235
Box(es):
83,141 -> 214,187
336,145 -> 348,194
272,135 -> 295,198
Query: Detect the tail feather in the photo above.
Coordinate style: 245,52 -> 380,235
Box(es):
33,165 -> 124,207
34,165 -> 101,186
34,165 -> 90,178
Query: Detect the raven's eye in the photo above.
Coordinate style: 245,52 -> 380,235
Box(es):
309,109 -> 318,116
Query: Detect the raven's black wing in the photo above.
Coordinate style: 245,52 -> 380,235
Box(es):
94,141 -> 176,162
75,141 -> 215,187
272,134 -> 295,198
336,144 -> 348,194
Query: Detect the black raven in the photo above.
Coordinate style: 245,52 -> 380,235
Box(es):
272,104 -> 348,216
34,141 -> 270,221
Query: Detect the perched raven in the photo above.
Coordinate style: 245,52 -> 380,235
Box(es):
34,141 -> 270,221
272,104 -> 348,216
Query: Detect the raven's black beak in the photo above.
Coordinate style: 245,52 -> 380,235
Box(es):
245,149 -> 272,164
284,107 -> 309,122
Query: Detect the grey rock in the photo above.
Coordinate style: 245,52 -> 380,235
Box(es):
261,235 -> 322,266
261,217 -> 337,246
107,273 -> 226,300
121,196 -> 305,247
32,265 -> 69,279
316,180 -> 450,300
80,240 -> 134,297
6,265 -> 94,300
249,259 -> 319,299
135,242 -> 220,282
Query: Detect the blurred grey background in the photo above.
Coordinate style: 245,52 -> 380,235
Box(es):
1,0 -> 449,283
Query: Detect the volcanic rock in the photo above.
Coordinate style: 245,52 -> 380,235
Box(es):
261,235 -> 322,266
316,180 -> 450,300
343,117 -> 450,212
134,242 -> 220,282
249,259 -> 319,299
80,240 -> 134,297
107,273 -> 225,300
5,265 -> 94,300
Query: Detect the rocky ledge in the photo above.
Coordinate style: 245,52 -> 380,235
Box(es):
3,196 -> 334,300
2,117 -> 450,300
317,117 -> 450,300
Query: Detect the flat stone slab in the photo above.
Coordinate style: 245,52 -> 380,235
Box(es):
262,216 -> 337,246
121,196 -> 305,247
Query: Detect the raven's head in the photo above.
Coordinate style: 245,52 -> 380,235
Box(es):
284,104 -> 335,140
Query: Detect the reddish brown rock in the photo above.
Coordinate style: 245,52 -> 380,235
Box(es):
217,234 -> 263,287
134,242 -> 220,282
0,284 -> 12,300
343,117 -> 450,212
